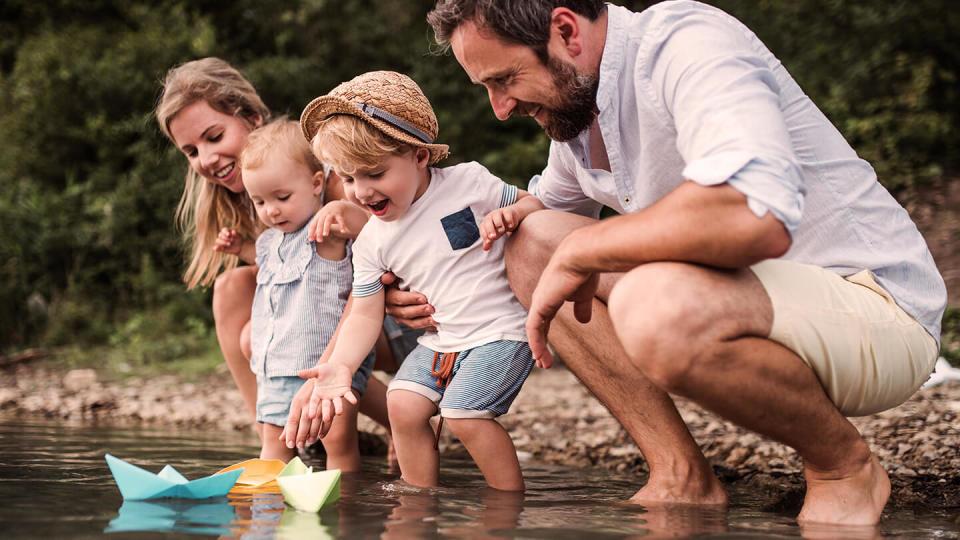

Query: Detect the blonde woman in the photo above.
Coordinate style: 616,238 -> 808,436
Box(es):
156,57 -> 414,446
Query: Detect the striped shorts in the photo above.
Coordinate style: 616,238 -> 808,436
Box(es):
387,340 -> 534,419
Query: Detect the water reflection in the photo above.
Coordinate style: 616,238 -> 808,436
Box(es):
106,499 -> 236,535
1,417 -> 958,539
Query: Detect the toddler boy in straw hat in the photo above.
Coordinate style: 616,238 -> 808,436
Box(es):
238,119 -> 377,464
292,71 -> 545,491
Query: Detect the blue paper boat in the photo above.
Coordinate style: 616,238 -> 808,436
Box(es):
105,454 -> 243,500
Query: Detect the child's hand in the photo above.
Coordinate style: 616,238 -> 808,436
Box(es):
480,206 -> 521,251
279,362 -> 357,448
213,228 -> 242,255
308,201 -> 368,243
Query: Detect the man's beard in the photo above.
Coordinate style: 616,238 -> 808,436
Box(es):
539,57 -> 599,142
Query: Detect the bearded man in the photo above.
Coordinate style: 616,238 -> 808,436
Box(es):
372,0 -> 949,526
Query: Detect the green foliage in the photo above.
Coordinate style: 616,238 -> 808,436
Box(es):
0,0 -> 956,355
941,308 -> 960,366
713,0 -> 959,189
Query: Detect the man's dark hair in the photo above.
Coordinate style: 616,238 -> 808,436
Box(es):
427,0 -> 606,63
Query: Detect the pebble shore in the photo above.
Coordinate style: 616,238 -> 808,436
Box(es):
2,364 -> 958,509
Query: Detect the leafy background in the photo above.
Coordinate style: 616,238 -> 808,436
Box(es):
1,0 -> 957,368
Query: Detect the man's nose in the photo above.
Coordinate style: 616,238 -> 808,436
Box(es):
487,87 -> 515,121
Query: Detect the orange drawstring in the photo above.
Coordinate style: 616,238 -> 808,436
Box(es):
431,351 -> 458,449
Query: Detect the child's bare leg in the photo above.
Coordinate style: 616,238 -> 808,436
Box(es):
359,376 -> 390,428
358,376 -> 398,467
387,390 -> 438,487
445,418 -> 524,491
320,392 -> 362,472
260,423 -> 296,461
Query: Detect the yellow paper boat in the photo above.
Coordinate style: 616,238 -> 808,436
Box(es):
216,458 -> 286,492
276,457 -> 341,513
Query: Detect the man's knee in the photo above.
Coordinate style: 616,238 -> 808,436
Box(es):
505,210 -> 595,306
607,263 -> 709,392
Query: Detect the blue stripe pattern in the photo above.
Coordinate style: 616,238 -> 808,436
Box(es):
353,280 -> 383,298
250,227 -> 355,377
390,340 -> 534,417
499,184 -> 518,208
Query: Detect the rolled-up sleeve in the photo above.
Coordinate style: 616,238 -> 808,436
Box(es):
531,141 -> 604,219
643,13 -> 806,232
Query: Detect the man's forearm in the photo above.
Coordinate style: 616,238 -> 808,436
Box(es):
564,182 -> 791,273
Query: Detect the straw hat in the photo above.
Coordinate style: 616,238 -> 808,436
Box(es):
300,71 -> 449,165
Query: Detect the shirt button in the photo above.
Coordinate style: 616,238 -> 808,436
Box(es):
624,197 -> 631,204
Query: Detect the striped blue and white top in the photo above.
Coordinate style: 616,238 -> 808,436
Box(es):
250,225 -> 352,377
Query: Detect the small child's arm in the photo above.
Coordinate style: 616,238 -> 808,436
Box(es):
480,190 -> 545,250
308,200 -> 370,243
281,294 -> 357,448
301,290 -> 385,442
213,227 -> 258,264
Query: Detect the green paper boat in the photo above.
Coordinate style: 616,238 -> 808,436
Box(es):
276,457 -> 341,512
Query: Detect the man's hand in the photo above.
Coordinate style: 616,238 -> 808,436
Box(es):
525,238 -> 598,369
381,272 -> 437,331
279,363 -> 357,448
480,206 -> 521,250
213,227 -> 242,255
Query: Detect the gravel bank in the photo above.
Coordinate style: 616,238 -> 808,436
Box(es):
2,363 -> 958,509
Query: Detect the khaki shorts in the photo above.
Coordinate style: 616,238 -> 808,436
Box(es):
751,259 -> 938,416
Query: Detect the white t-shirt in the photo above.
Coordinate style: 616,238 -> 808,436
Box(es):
352,161 -> 528,352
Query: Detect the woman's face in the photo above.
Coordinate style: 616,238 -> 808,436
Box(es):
168,100 -> 257,193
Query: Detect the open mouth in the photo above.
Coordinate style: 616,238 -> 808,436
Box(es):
367,199 -> 389,215
215,162 -> 235,179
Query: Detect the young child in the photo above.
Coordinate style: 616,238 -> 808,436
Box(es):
295,71 -> 546,491
236,119 -> 375,466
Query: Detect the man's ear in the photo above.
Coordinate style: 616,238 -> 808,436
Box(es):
548,7 -> 583,59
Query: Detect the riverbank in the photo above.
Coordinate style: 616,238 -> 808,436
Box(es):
2,362 -> 958,511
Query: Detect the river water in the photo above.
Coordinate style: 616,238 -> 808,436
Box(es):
0,417 -> 956,538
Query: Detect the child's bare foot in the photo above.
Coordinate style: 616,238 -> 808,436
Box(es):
798,454 -> 890,526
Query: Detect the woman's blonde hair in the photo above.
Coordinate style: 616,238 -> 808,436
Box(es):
155,57 -> 270,289
312,114 -> 413,177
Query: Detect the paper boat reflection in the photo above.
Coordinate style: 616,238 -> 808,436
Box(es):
105,499 -> 236,536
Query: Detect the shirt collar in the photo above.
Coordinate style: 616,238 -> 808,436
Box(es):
596,3 -> 630,111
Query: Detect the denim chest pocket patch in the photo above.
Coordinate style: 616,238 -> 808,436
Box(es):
440,207 -> 480,250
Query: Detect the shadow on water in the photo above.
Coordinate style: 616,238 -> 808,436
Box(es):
0,416 -> 957,538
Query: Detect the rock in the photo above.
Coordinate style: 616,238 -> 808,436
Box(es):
63,369 -> 97,393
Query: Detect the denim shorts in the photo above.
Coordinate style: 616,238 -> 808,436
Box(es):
383,315 -> 423,371
256,352 -> 376,426
387,340 -> 533,419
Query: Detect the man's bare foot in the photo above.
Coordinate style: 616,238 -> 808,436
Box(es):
628,469 -> 728,506
798,454 -> 890,526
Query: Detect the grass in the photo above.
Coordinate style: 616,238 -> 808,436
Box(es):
49,331 -> 225,382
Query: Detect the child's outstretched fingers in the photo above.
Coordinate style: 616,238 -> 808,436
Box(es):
295,403 -> 313,448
